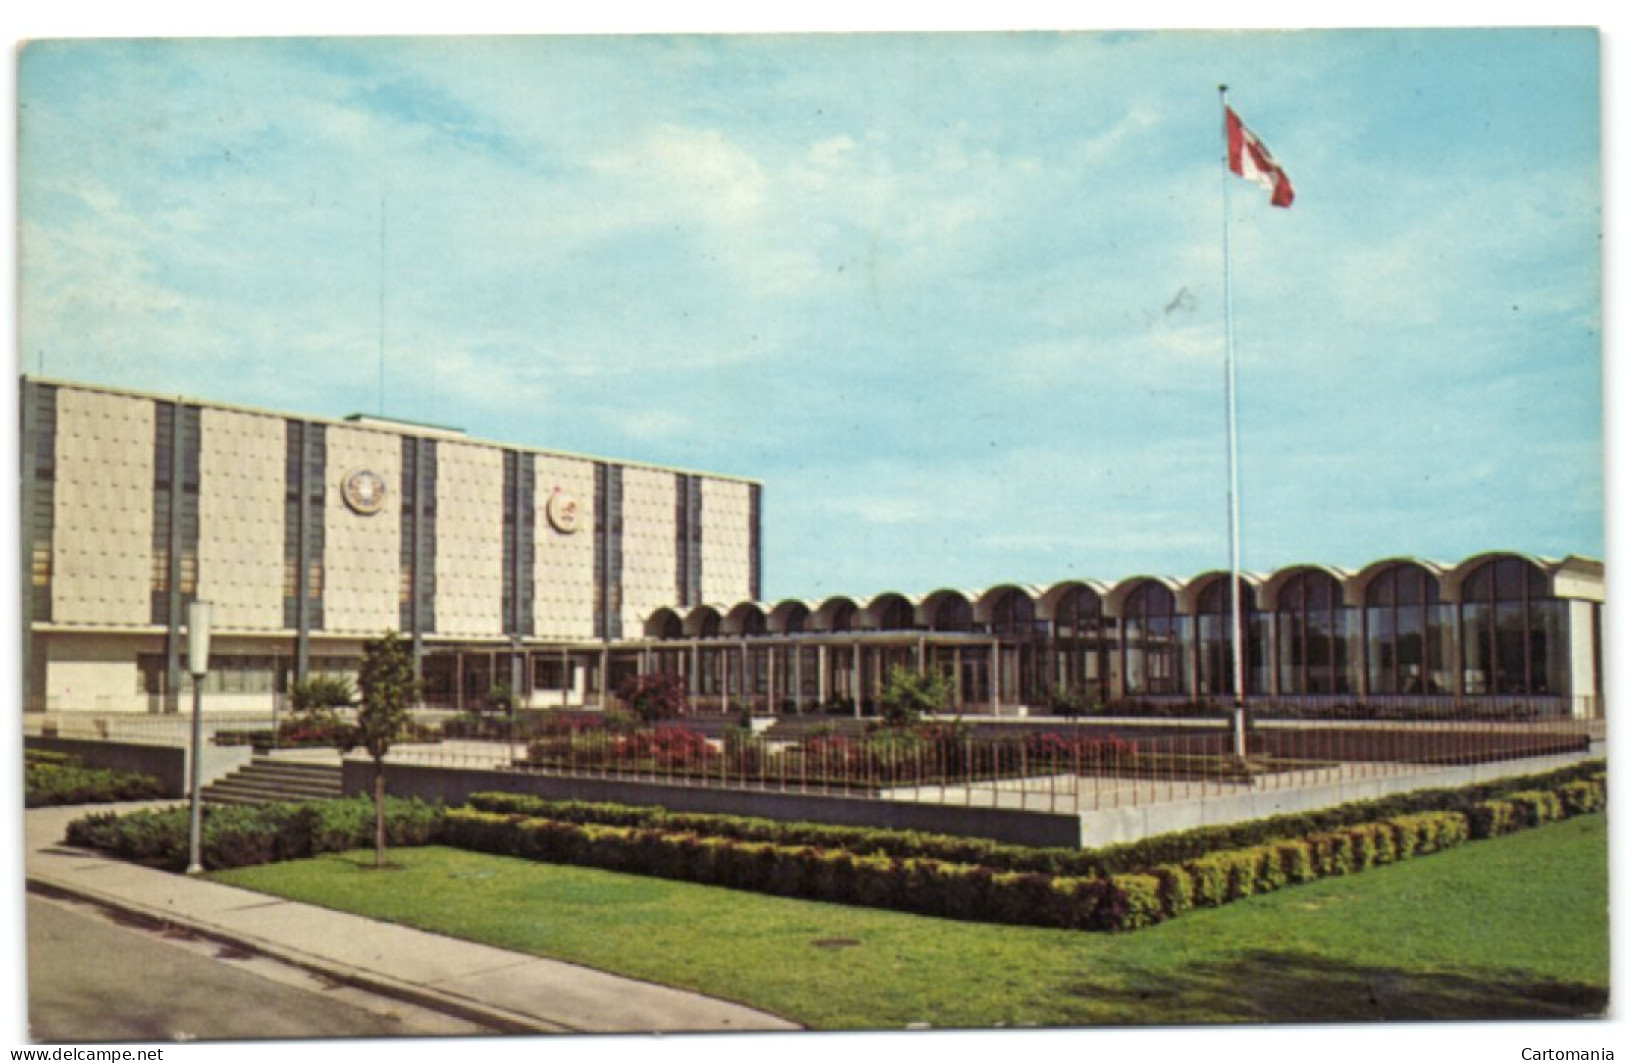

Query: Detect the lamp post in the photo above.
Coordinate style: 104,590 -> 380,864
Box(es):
186,601 -> 212,875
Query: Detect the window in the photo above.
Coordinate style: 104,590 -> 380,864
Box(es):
1276,570 -> 1353,695
1122,582 -> 1182,696
1194,580 -> 1263,697
1460,556 -> 1563,696
1364,564 -> 1451,695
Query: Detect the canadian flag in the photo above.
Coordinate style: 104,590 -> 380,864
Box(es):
1226,106 -> 1294,208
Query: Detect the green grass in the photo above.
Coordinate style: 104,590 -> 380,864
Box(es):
211,814 -> 1609,1029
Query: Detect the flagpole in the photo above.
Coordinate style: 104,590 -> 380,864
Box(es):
1219,84 -> 1248,759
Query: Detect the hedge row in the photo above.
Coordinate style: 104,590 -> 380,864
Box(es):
464,759 -> 1606,878
25,754 -> 169,807
1148,810 -> 1474,916
64,797 -> 445,871
443,808 -> 1164,931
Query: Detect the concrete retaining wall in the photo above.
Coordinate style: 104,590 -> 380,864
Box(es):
25,736 -> 253,796
343,760 -> 1086,848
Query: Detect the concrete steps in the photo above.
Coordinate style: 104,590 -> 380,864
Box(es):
201,757 -> 345,807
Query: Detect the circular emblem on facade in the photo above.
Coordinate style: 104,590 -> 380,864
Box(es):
341,469 -> 388,515
547,489 -> 582,534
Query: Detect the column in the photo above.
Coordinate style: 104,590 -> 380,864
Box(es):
853,642 -> 864,717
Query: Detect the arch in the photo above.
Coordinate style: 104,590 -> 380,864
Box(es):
721,601 -> 767,637
920,589 -> 976,632
973,584 -> 1043,625
1103,575 -> 1181,619
1186,571 -> 1264,698
1118,579 -> 1182,696
1360,560 -> 1451,696
810,596 -> 860,633
1455,553 -> 1564,697
1346,555 -> 1447,608
1036,580 -> 1108,623
1044,582 -> 1105,633
984,586 -> 1039,637
1258,563 -> 1352,612
1273,567 -> 1354,695
683,604 -> 723,640
1443,550 -> 1555,603
859,592 -> 920,632
767,600 -> 811,635
644,607 -> 684,640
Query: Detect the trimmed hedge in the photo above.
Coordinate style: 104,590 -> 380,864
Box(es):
64,797 -> 446,871
25,754 -> 169,807
439,777 -> 1598,935
59,766 -> 1606,935
465,760 -> 1605,879
442,807 -> 1163,932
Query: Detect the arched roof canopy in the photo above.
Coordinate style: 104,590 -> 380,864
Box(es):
682,604 -> 723,639
919,589 -> 976,632
1552,555 -> 1605,602
1442,550 -> 1558,603
1178,571 -> 1264,615
643,607 -> 684,640
977,585 -> 1040,636
721,601 -> 768,636
1345,556 -> 1447,607
1258,564 -> 1353,611
1035,580 -> 1109,622
810,596 -> 860,633
767,600 -> 811,634
858,592 -> 920,631
1102,575 -> 1182,619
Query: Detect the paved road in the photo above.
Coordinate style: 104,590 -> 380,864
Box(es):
26,893 -> 487,1043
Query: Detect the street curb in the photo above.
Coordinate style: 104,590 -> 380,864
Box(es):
26,874 -> 572,1035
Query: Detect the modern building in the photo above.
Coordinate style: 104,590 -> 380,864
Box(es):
20,377 -> 761,714
21,377 -> 1604,720
630,554 -> 1603,719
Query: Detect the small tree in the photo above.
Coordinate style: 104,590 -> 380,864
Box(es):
356,631 -> 420,868
876,666 -> 955,726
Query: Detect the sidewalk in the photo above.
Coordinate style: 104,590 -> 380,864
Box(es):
24,802 -> 800,1036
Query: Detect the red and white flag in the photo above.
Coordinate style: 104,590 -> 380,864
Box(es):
1225,106 -> 1294,208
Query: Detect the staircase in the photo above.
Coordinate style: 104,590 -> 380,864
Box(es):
201,757 -> 345,807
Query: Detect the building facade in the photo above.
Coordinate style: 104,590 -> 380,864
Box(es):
627,554 -> 1603,719
20,378 -> 762,714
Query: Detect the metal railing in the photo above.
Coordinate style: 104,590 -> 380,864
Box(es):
366,712 -> 1601,815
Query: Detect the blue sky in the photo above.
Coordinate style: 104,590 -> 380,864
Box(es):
15,26 -> 1603,601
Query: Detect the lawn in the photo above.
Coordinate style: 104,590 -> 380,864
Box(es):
211,813 -> 1609,1029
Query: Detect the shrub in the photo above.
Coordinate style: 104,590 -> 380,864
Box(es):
1467,799 -> 1521,839
1251,845 -> 1288,893
289,675 -> 356,711
1149,864 -> 1195,916
1556,778 -> 1606,816
1505,789 -> 1565,828
66,797 -> 446,871
875,666 -> 955,725
617,672 -> 689,723
25,757 -> 169,807
1274,839 -> 1315,884
1104,875 -> 1165,931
